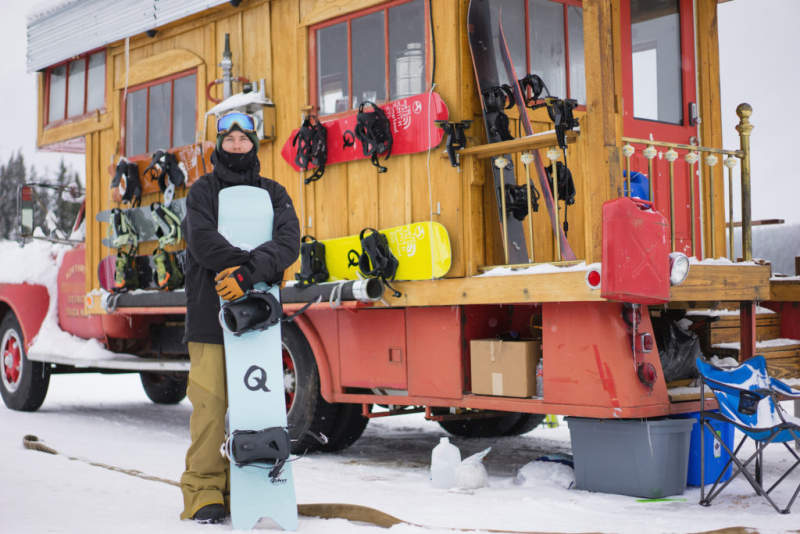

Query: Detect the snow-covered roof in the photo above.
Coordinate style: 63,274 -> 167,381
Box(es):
26,0 -> 230,72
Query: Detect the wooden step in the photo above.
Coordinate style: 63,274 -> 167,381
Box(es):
710,339 -> 800,379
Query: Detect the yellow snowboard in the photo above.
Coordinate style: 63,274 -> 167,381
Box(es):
323,222 -> 451,281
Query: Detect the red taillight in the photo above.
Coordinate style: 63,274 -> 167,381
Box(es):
21,186 -> 33,201
622,303 -> 641,328
586,269 -> 601,289
637,362 -> 657,388
637,332 -> 654,353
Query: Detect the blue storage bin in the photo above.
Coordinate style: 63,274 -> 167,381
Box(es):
674,411 -> 733,486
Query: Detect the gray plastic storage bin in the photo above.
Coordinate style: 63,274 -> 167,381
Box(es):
567,417 -> 694,498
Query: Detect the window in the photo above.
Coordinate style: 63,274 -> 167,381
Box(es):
45,50 -> 106,125
495,0 -> 585,104
124,70 -> 197,157
630,0 -> 682,123
312,0 -> 428,115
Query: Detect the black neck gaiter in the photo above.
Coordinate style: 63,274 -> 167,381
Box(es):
212,147 -> 260,185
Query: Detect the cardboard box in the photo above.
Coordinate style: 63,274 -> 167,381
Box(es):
469,339 -> 540,397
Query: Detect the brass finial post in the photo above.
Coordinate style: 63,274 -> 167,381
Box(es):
735,103 -> 753,261
665,149 -> 679,250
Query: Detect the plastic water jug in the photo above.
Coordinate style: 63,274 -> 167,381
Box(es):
431,437 -> 461,489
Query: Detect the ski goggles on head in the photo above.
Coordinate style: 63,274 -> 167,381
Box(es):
217,112 -> 256,135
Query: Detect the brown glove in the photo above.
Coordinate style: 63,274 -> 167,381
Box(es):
214,265 -> 254,301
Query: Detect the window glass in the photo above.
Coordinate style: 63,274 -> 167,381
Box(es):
352,12 -> 385,107
173,73 -> 197,147
317,23 -> 348,114
86,52 -> 105,111
567,6 -> 585,103
389,0 -> 425,99
499,0 -> 526,81
631,0 -> 682,123
126,89 -> 147,156
529,0 -> 566,99
48,65 -> 66,123
67,59 -> 85,117
148,82 -> 171,151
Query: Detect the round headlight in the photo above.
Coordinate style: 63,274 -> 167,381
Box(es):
669,252 -> 690,286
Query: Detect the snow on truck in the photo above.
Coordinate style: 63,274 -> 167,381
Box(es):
3,0 -> 797,454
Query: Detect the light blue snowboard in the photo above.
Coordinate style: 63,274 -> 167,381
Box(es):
218,185 -> 298,531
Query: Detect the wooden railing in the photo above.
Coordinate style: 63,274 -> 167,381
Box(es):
620,103 -> 753,261
457,130 -> 580,270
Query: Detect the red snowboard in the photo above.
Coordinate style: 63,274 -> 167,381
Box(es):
281,92 -> 449,172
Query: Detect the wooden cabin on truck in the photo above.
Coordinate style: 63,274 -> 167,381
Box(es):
3,0 -> 797,452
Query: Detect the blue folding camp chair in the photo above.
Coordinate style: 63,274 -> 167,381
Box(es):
696,355 -> 800,513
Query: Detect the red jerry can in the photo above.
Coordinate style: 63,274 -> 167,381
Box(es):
601,197 -> 670,304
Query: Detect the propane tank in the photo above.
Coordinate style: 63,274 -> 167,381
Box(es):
395,42 -> 424,99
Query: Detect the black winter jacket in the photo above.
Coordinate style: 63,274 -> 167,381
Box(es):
183,153 -> 300,344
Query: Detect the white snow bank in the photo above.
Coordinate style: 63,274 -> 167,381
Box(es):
685,305 -> 775,317
514,460 -> 574,489
713,338 -> 800,350
0,240 -> 117,360
477,261 -> 599,277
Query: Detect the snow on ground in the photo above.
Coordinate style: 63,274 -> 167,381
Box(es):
2,373 -> 799,534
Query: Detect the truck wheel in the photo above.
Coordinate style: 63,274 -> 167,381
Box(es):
0,312 -> 50,411
282,322 -> 339,454
437,412 -> 522,438
140,372 -> 187,404
319,403 -> 371,452
503,413 -> 546,436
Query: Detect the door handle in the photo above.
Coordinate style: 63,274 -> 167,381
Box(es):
688,102 -> 700,126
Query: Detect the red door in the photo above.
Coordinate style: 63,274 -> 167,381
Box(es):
621,0 -> 700,257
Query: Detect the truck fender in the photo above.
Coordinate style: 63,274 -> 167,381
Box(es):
291,314 -> 335,402
0,283 -> 50,351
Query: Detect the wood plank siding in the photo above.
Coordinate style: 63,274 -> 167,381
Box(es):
34,0 -> 737,303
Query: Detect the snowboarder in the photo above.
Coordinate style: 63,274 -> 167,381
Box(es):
179,111 -> 300,524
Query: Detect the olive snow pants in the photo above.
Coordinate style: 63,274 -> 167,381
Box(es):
180,342 -> 229,519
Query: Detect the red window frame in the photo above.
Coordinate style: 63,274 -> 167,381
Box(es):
120,68 -> 197,158
308,0 -> 432,118
43,47 -> 106,127
519,0 -> 583,101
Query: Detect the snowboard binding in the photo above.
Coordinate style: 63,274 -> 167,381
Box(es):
295,235 -> 329,287
220,427 -> 291,482
348,228 -> 401,298
220,290 -> 282,336
293,115 -> 328,184
436,120 -> 472,167
110,158 -> 142,207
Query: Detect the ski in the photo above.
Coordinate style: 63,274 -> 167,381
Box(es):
467,0 -> 530,264
497,14 -> 576,261
217,185 -> 298,531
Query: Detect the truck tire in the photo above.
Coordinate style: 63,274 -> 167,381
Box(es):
319,403 -> 371,452
0,312 -> 50,411
282,322 -> 339,454
502,413 -> 546,436
140,372 -> 187,404
437,411 -> 522,438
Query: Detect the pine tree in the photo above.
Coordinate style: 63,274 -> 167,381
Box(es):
52,159 -> 84,237
0,151 -> 84,240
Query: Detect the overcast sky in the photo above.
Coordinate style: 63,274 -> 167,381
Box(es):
0,0 -> 797,224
